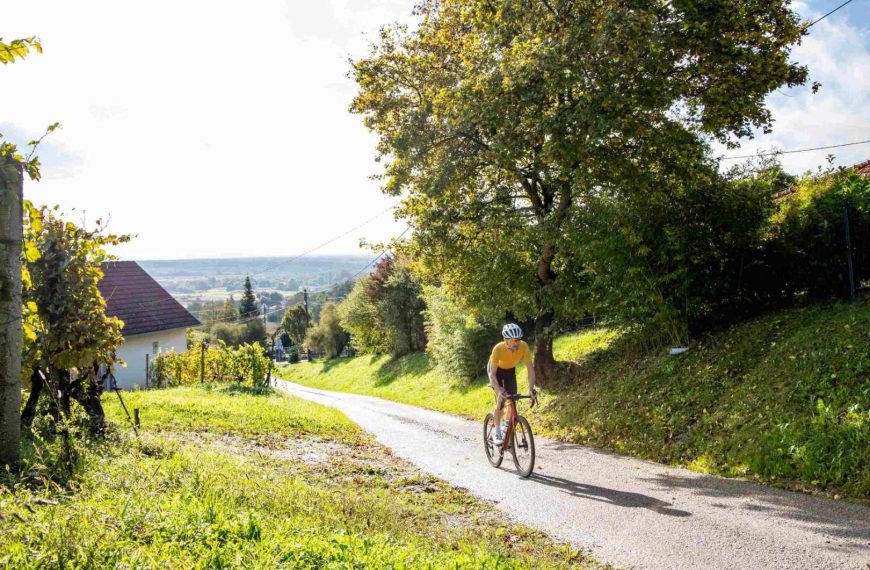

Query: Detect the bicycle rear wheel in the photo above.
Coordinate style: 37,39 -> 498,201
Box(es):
483,413 -> 503,467
511,415 -> 535,478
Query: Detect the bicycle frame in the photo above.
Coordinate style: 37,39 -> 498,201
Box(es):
496,394 -> 531,451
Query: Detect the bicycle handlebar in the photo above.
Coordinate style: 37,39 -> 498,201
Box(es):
501,393 -> 537,408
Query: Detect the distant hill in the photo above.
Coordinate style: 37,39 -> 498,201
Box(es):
137,255 -> 371,295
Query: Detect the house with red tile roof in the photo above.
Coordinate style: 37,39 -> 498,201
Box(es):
773,158 -> 870,201
97,261 -> 200,388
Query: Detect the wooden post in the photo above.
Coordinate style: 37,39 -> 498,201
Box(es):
200,342 -> 205,384
0,161 -> 23,467
134,408 -> 140,429
844,198 -> 857,303
145,353 -> 150,388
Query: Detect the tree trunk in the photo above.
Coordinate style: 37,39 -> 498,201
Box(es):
533,238 -> 559,386
20,368 -> 43,431
533,310 -> 557,385
0,161 -> 23,467
54,368 -> 72,416
70,368 -> 105,437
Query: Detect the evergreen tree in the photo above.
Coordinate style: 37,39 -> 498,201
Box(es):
238,276 -> 259,319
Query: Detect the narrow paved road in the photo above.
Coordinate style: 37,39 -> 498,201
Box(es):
274,379 -> 870,570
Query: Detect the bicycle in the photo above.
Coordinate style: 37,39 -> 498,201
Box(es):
483,393 -> 536,478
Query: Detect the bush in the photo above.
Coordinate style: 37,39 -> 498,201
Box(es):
287,345 -> 300,364
305,303 -> 349,359
423,286 -> 499,382
150,340 -> 270,387
760,168 -> 870,300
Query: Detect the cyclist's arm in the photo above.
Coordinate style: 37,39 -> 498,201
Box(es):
525,359 -> 536,393
524,342 -> 536,394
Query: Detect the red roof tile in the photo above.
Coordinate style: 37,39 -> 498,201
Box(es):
98,261 -> 200,336
853,159 -> 870,178
773,157 -> 870,201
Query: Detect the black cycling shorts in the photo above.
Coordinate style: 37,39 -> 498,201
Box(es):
493,366 -> 518,396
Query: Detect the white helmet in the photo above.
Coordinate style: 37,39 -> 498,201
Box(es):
502,323 -> 523,339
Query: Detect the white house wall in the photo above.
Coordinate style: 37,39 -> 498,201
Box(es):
113,328 -> 188,389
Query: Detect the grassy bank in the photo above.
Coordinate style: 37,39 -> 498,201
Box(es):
278,300 -> 870,500
0,385 -> 599,568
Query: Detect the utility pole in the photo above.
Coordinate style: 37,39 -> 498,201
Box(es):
0,160 -> 23,467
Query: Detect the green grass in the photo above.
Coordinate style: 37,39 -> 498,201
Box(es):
278,354 -> 521,418
0,385 -> 599,569
278,300 -> 870,501
105,383 -> 363,445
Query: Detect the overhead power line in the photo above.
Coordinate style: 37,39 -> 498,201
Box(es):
720,139 -> 870,161
200,225 -> 412,328
250,206 -> 394,277
349,225 -> 412,280
807,0 -> 856,27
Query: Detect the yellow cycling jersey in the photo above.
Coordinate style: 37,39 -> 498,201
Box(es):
489,340 -> 531,369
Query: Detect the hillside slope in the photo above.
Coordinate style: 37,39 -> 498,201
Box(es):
278,299 -> 870,500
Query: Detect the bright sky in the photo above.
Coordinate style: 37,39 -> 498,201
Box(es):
3,1 -> 869,260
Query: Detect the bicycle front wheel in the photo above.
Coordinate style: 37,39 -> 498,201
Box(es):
511,415 -> 535,478
483,413 -> 503,467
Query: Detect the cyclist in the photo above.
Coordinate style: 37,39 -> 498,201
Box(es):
488,323 -> 537,445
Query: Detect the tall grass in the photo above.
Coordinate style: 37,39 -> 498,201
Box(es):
0,385 -> 597,569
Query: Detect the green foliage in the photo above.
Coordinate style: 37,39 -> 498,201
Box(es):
423,285 -> 499,382
238,275 -> 259,318
352,0 -> 809,369
337,257 -> 426,357
304,303 -> 349,359
208,318 -> 266,348
151,340 -> 270,387
577,163 -> 782,344
21,206 -> 130,437
376,258 -> 427,356
758,168 -> 870,300
280,303 -> 310,346
287,345 -> 300,364
338,276 -> 389,354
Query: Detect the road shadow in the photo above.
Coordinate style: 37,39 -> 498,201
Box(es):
639,472 -> 870,542
529,473 -> 692,517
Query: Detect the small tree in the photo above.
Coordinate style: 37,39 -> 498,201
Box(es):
220,296 -> 238,322
238,275 -> 259,319
338,276 -> 389,354
280,304 -> 309,347
305,303 -> 349,359
21,206 -> 128,436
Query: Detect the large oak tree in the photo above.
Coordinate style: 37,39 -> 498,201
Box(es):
351,0 -> 808,382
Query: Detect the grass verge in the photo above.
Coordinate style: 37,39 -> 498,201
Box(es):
0,384 -> 601,569
278,300 -> 870,501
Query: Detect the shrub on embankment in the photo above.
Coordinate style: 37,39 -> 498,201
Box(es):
280,299 -> 870,500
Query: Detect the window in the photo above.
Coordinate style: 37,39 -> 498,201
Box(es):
152,341 -> 159,355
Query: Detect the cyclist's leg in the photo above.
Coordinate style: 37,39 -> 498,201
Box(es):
489,362 -> 506,441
